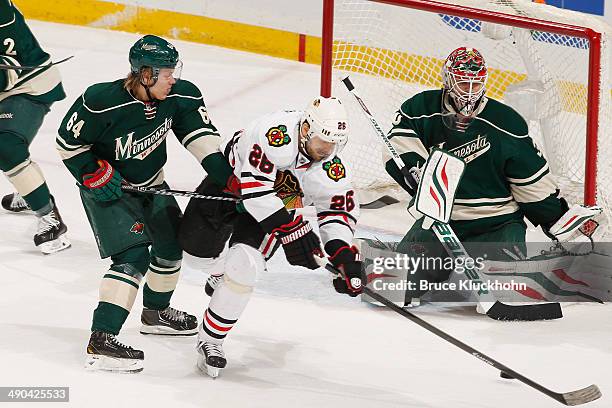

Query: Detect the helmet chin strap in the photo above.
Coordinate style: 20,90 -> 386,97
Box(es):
139,68 -> 159,102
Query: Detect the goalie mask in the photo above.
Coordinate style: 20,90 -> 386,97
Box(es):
300,97 -> 350,160
441,47 -> 488,131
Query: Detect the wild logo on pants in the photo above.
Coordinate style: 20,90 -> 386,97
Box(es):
130,221 -> 145,234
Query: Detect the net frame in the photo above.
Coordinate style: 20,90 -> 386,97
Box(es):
320,0 -> 605,208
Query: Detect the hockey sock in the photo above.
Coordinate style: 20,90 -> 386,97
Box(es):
142,256 -> 181,310
3,158 -> 51,212
200,280 -> 251,343
91,247 -> 148,334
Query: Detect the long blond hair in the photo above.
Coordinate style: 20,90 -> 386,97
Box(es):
123,68 -> 153,95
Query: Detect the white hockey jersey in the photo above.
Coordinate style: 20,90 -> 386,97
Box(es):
220,110 -> 359,247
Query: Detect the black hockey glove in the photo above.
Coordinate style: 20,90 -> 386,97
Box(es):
329,245 -> 363,297
273,215 -> 323,270
400,165 -> 421,196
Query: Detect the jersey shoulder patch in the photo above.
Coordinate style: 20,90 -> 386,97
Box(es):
322,156 -> 346,182
265,124 -> 291,147
250,111 -> 301,168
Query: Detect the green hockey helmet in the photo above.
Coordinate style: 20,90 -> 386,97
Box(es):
129,35 -> 181,83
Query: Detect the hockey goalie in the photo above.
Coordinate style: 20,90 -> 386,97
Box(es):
378,47 -> 601,310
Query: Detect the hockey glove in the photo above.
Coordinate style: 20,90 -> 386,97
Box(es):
274,215 -> 323,270
400,165 -> 422,197
82,160 -> 123,202
544,203 -> 602,242
329,245 -> 363,297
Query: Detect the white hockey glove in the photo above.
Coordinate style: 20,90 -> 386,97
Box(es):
545,204 -> 602,242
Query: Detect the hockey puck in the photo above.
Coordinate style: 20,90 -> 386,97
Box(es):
500,371 -> 514,379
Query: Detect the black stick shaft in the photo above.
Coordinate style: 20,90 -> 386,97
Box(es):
323,263 -> 598,405
121,184 -> 239,202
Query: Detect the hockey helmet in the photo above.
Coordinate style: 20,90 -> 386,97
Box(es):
129,35 -> 182,83
301,97 -> 350,147
442,47 -> 488,119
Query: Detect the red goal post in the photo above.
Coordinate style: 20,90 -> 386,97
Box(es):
320,0 -> 609,213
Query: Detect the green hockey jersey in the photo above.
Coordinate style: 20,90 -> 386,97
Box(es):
386,89 -> 565,237
0,0 -> 65,103
56,79 -> 224,187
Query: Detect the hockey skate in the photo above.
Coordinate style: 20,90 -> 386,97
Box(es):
205,274 -> 224,296
196,340 -> 226,378
34,203 -> 70,254
140,306 -> 198,335
1,193 -> 31,213
85,331 -> 144,373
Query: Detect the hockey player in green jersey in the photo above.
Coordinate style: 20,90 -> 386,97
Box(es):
385,47 -> 600,299
56,35 -> 239,373
0,0 -> 70,254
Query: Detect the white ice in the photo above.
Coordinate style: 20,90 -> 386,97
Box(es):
0,21 -> 610,408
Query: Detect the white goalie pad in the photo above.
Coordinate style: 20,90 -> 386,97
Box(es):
415,149 -> 465,224
483,250 -> 612,303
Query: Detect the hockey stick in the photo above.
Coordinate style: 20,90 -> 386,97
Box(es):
0,55 -> 74,70
121,184 -> 240,202
341,76 -> 562,321
321,261 -> 601,406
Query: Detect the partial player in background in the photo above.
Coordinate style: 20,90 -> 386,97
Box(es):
0,0 -> 69,254
56,35 -> 239,373
385,47 -> 600,300
178,97 -> 362,378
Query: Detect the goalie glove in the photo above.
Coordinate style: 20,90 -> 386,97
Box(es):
329,245 -> 363,297
545,204 -> 602,242
273,215 -> 323,270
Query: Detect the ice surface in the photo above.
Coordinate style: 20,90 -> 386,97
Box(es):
0,21 -> 610,408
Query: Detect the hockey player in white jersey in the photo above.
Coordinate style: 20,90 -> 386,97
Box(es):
178,96 -> 362,378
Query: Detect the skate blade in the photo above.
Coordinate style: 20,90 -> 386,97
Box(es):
85,354 -> 143,373
3,207 -> 32,214
39,235 -> 71,255
139,325 -> 198,336
197,355 -> 222,379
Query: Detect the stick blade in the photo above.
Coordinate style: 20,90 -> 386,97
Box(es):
486,301 -> 563,321
560,384 -> 601,406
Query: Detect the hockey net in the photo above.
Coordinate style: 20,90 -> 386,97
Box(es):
322,0 -> 612,237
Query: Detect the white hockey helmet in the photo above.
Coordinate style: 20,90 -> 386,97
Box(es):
301,96 -> 349,146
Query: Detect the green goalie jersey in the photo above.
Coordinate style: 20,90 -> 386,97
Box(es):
56,79 -> 227,187
0,0 -> 65,103
386,89 -> 566,238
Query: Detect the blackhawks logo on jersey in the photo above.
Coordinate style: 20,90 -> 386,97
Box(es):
323,157 -> 346,182
130,221 -> 145,235
274,170 -> 304,209
266,125 -> 290,147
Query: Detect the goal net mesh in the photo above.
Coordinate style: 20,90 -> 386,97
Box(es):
328,0 -> 612,236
